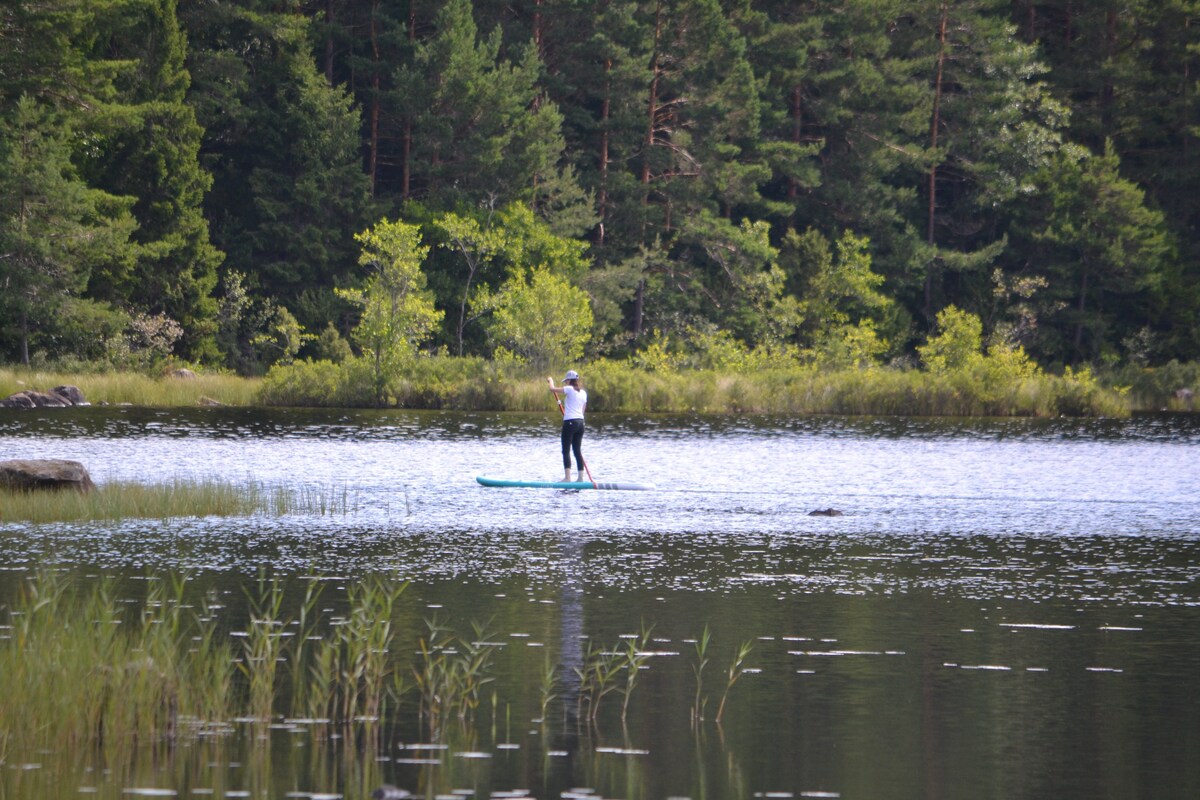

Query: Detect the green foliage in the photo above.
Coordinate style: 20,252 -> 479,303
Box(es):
5,0 -> 1200,376
1016,141 -> 1171,363
486,268 -> 593,369
340,219 -> 443,406
918,305 -> 984,374
0,96 -> 136,365
258,358 -> 375,408
312,323 -> 353,364
105,312 -> 185,370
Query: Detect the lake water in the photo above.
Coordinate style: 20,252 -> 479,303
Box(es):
1,407 -> 1198,800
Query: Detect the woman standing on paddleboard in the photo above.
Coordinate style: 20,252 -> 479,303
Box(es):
547,370 -> 588,482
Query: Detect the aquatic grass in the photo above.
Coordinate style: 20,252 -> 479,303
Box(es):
413,617 -> 498,738
339,577 -> 405,725
0,478 -> 357,523
239,575 -> 287,726
537,654 -> 558,724
618,626 -> 655,724
0,366 -> 258,407
575,640 -> 625,724
692,625 -> 712,724
0,572 -> 237,765
0,569 -> 782,799
715,640 -> 754,725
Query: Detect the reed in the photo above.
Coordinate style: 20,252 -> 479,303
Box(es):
413,617 -> 498,737
0,478 -> 357,523
0,366 -> 258,406
537,653 -> 559,724
619,627 -> 655,724
715,639 -> 754,725
0,572 -> 237,764
238,575 -> 287,725
692,625 -> 712,724
575,640 -> 624,724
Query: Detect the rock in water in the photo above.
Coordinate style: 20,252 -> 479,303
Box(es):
808,508 -> 844,517
0,385 -> 87,407
51,385 -> 87,405
371,786 -> 411,800
0,459 -> 96,493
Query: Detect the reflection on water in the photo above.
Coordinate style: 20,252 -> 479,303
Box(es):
1,408 -> 1198,799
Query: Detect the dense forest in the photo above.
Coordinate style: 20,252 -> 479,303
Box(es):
2,0 -> 1198,377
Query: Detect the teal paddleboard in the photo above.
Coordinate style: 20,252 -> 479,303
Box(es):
476,476 -> 655,491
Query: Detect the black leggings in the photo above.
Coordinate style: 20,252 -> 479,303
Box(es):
561,418 -> 585,470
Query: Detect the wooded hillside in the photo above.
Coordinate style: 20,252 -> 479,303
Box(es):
2,0 -> 1197,373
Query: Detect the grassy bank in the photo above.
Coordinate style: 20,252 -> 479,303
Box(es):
0,366 -> 258,406
0,478 -> 355,523
9,357 -> 1193,416
258,356 -> 1134,417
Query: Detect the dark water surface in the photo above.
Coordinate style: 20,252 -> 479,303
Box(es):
1,408 -> 1198,800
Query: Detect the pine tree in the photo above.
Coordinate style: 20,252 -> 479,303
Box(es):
394,0 -> 571,208
1017,142 -> 1170,363
80,0 -> 224,360
182,1 -> 373,339
0,97 -> 136,364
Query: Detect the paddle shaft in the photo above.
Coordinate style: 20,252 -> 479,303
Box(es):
551,387 -> 597,487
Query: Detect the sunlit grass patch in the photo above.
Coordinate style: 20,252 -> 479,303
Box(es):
0,367 -> 259,407
0,478 -> 356,523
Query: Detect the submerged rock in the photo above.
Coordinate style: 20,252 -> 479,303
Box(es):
808,508 -> 844,517
0,459 -> 96,493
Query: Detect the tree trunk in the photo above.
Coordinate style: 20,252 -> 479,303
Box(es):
401,2 -> 416,199
19,310 -> 29,367
788,84 -> 802,202
633,280 -> 645,338
1101,9 -> 1117,136
368,0 -> 381,197
634,0 -> 665,338
924,3 -> 949,322
324,0 -> 336,83
1074,267 -> 1089,355
533,0 -> 544,60
597,58 -> 611,246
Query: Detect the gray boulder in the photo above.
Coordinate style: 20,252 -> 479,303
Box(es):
0,459 -> 96,493
0,384 -> 87,408
0,391 -> 36,409
51,385 -> 87,405
0,390 -> 67,408
808,508 -> 844,517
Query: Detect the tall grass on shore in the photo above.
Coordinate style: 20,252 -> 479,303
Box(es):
257,354 -> 1134,416
0,366 -> 258,407
4,356 -> 1148,416
0,478 -> 355,523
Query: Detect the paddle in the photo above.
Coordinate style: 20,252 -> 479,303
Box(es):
550,383 -> 597,488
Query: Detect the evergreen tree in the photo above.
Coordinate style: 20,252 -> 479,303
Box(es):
183,2 -> 372,340
394,0 -> 571,208
1016,142 -> 1170,364
887,0 -> 1065,324
0,97 -> 136,364
80,0 -> 224,360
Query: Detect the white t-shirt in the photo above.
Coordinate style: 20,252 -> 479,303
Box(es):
562,386 -> 587,420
